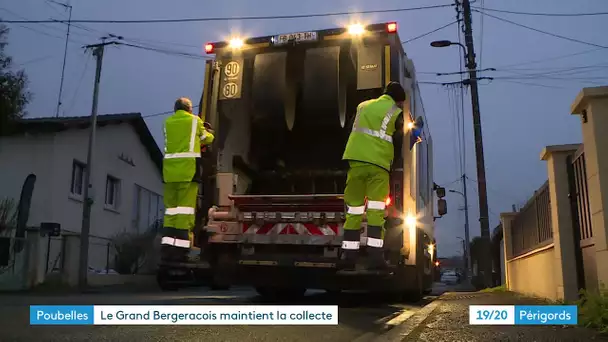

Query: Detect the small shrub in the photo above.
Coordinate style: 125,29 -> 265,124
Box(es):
577,284 -> 608,333
112,231 -> 156,274
0,198 -> 17,235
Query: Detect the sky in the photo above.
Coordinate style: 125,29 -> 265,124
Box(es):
2,0 -> 608,257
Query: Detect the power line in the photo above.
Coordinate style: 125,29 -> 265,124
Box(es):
481,48 -> 607,69
13,54 -> 57,67
117,42 -> 212,60
64,52 -> 91,116
456,9 -> 466,180
467,181 -> 502,221
478,0 -> 485,74
475,10 -> 608,49
473,6 -> 608,17
0,7 -> 88,44
493,79 -> 568,89
402,20 -> 459,44
0,4 -> 454,24
142,105 -> 200,119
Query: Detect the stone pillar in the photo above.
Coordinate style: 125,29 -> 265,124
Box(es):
541,144 -> 581,301
25,230 -> 41,288
61,233 -> 81,287
571,86 -> 608,288
500,213 -> 517,290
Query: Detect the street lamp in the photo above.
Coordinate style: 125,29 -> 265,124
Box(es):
430,40 -> 468,70
449,189 -> 471,280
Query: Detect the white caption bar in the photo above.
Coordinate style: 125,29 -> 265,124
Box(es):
469,305 -> 515,325
93,305 -> 338,325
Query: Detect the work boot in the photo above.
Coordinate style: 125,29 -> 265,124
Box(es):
366,247 -> 389,271
340,229 -> 361,270
160,245 -> 189,262
339,249 -> 358,270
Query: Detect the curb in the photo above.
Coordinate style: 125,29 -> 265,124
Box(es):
371,296 -> 444,342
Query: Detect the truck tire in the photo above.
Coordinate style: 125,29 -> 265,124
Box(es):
209,251 -> 235,291
210,282 -> 231,291
402,289 -> 423,302
157,271 -> 179,292
255,286 -> 307,301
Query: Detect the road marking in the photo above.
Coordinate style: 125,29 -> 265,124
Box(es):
384,309 -> 415,326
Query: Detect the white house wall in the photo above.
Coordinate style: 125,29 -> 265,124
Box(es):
0,122 -> 163,274
49,123 -> 163,239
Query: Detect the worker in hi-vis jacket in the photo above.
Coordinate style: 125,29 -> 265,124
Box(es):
161,97 -> 215,261
341,81 -> 422,271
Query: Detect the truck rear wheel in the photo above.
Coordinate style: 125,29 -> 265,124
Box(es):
157,269 -> 179,291
255,286 -> 307,301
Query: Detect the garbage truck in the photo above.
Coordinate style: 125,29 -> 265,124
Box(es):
157,22 -> 448,300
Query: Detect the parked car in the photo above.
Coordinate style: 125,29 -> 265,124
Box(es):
441,271 -> 459,285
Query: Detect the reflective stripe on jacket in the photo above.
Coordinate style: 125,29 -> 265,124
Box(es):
163,110 -> 215,183
342,95 -> 403,171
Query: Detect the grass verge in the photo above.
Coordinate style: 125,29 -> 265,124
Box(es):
480,285 -> 507,293
576,284 -> 608,334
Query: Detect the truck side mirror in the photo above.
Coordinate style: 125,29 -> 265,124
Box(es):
438,199 -> 447,216
436,186 -> 446,198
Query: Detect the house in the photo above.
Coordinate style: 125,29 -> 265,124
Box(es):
0,113 -> 164,281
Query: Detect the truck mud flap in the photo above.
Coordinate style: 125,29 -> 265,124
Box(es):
251,51 -> 298,131
300,46 -> 349,128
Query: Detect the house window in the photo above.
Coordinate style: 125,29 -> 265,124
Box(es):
105,175 -> 121,209
132,185 -> 163,233
70,160 -> 86,196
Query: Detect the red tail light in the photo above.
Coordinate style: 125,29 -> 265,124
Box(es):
204,43 -> 214,54
387,22 -> 397,33
385,197 -> 392,207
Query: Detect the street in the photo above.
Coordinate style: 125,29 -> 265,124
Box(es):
0,285 -> 444,342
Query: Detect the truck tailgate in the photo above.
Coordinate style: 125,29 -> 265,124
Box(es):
206,194 -> 366,245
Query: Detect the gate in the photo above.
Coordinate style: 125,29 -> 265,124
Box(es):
566,146 -> 596,293
0,236 -> 31,291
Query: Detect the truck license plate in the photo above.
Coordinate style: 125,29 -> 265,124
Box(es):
273,31 -> 318,45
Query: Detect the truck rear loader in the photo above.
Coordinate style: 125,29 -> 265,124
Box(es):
157,22 -> 448,300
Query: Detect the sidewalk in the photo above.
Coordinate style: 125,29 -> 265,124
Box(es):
383,291 -> 607,342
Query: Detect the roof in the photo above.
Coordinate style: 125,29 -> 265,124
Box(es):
7,113 -> 163,172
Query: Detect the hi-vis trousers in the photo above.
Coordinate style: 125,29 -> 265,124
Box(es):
161,182 -> 199,249
342,161 -> 389,252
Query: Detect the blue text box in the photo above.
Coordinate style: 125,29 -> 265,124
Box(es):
515,305 -> 578,325
30,305 -> 94,325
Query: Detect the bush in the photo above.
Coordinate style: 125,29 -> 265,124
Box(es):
577,284 -> 608,333
0,198 -> 17,235
111,231 -> 156,274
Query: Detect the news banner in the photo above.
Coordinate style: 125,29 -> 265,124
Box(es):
30,306 -> 338,325
30,304 -> 577,326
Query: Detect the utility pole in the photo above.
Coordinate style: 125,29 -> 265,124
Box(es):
461,0 -> 492,287
51,0 -> 73,118
462,174 -> 471,280
78,39 -> 117,290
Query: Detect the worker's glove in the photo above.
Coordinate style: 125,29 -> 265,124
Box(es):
204,122 -> 215,135
413,116 -> 424,130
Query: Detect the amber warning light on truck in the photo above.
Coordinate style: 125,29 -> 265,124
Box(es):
203,22 -> 398,54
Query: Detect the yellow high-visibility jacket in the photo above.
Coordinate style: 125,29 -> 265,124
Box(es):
163,110 -> 215,183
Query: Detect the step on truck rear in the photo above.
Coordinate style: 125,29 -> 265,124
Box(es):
176,22 -> 446,298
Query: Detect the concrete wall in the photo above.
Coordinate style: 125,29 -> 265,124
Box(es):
506,245 -> 556,299
0,122 -> 163,286
501,85 -> 608,301
571,86 -> 608,292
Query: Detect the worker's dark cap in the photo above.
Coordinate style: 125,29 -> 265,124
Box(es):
383,81 -> 406,102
